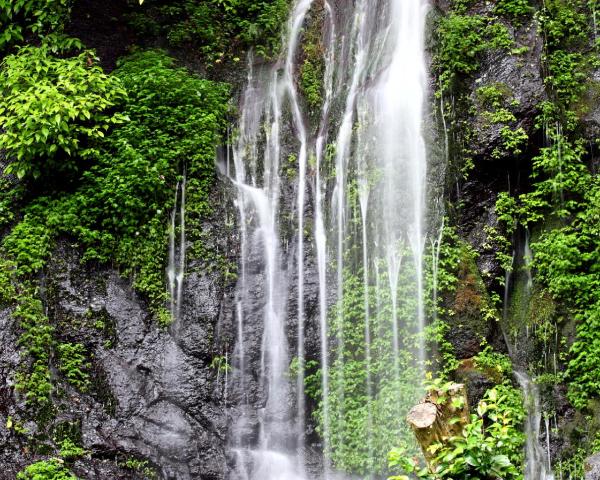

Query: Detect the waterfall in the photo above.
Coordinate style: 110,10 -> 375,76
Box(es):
227,0 -> 430,477
515,372 -> 555,480
167,174 -> 186,324
504,239 -> 555,480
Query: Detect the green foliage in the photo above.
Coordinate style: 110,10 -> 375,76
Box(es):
311,268 -> 422,475
436,13 -> 513,89
498,125 -> 528,157
475,83 -> 512,109
13,291 -> 54,408
389,385 -> 525,480
0,43 -> 127,179
473,344 -> 513,383
494,0 -> 533,20
299,3 -> 325,114
300,53 -> 323,113
0,257 -> 16,305
0,0 -> 71,52
3,205 -> 54,276
494,0 -> 600,409
425,319 -> 460,378
209,355 -> 231,373
58,437 -> 87,460
475,83 -> 529,159
57,343 -> 90,392
129,0 -> 290,61
120,457 -> 157,479
17,459 -> 76,480
0,178 -> 23,228
539,0 -> 588,48
545,50 -> 588,105
2,50 -> 231,414
5,49 -> 230,319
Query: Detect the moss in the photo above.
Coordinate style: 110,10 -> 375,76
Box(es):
452,243 -> 499,329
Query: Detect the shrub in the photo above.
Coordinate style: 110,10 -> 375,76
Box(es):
51,50 -> 231,312
436,13 -> 513,89
494,0 -> 533,20
3,49 -> 231,320
130,0 -> 290,61
0,0 -> 71,52
0,42 -> 127,179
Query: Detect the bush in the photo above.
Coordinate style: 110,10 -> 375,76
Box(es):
0,0 -> 71,52
436,13 -> 513,89
51,50 -> 231,312
3,49 -> 230,320
129,0 -> 290,61
494,0 -> 533,20
0,42 -> 127,179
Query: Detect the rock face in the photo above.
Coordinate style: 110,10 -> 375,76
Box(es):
54,249 -> 227,480
0,178 -> 239,479
586,453 -> 600,480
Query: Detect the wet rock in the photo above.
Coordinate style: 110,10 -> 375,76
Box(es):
582,67 -> 600,140
455,367 -> 495,409
585,453 -> 600,480
471,21 -> 545,162
47,248 -> 229,480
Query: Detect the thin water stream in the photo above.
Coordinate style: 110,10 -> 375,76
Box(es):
504,238 -> 555,480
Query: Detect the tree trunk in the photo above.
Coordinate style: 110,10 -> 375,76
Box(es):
406,383 -> 470,470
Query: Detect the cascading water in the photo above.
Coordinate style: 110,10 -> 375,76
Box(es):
504,236 -> 555,480
226,0 -> 430,477
167,174 -> 186,324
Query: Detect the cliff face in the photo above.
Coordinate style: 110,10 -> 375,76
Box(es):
0,186 -> 239,479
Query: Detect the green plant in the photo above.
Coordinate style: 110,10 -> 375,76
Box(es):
310,267 -> 422,475
2,49 -> 231,418
494,0 -> 533,20
57,343 -> 90,392
58,437 -> 87,460
436,13 -> 513,90
7,49 -> 230,319
129,0 -> 290,61
210,355 -> 231,373
14,292 -> 54,408
299,2 -> 325,113
389,385 -> 525,479
17,459 -> 76,480
0,0 -> 71,52
0,42 -> 127,179
473,345 -> 513,383
121,457 -> 157,479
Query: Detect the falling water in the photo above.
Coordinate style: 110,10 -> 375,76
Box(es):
167,174 -> 186,323
227,0 -> 430,477
504,241 -> 555,480
314,1 -> 336,473
515,372 -> 555,480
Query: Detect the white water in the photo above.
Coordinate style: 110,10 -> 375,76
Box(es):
227,0 -> 430,477
167,174 -> 186,323
515,371 -> 555,480
505,243 -> 555,480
